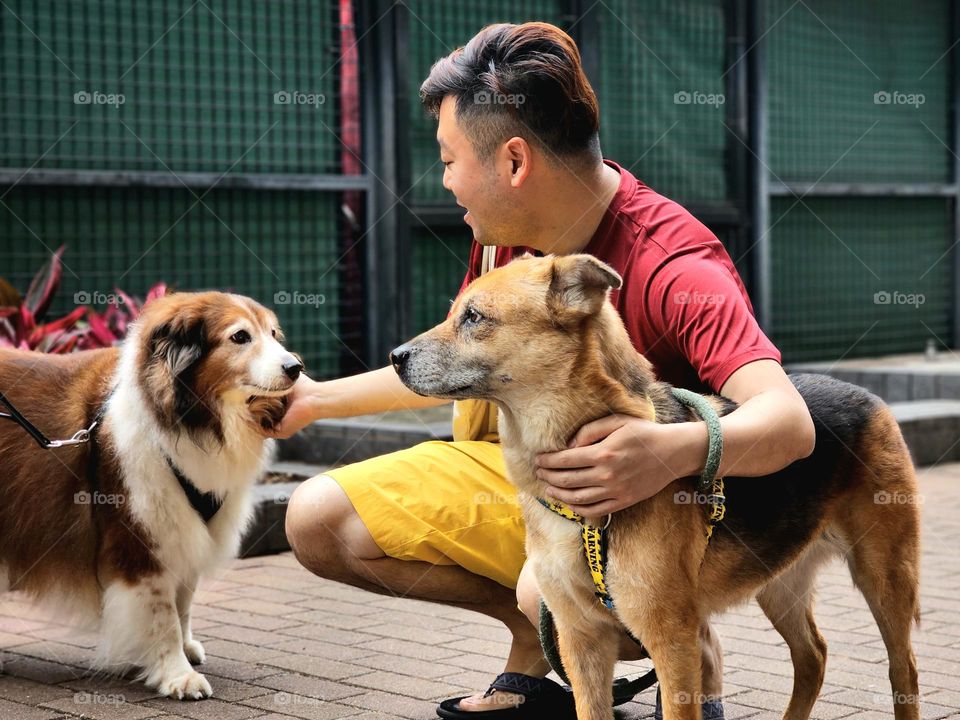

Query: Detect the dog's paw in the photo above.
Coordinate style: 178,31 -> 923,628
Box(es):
158,669 -> 212,700
183,639 -> 205,665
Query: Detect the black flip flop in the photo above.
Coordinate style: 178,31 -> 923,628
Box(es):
437,672 -> 574,719
437,671 -> 646,719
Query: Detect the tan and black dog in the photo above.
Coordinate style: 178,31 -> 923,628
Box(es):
390,253 -> 921,720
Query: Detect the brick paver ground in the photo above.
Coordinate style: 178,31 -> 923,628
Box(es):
1,464 -> 958,719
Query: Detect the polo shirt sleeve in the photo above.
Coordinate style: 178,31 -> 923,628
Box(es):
644,249 -> 782,393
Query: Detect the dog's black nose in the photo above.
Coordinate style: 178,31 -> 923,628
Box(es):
282,359 -> 303,381
389,345 -> 411,373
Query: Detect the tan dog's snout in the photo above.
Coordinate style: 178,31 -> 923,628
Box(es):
391,254 -> 624,402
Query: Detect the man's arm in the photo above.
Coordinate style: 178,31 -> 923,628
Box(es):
534,361 -> 814,516
266,366 -> 450,439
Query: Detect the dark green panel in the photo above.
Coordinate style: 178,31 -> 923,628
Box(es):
406,0 -> 570,205
596,0 -> 727,203
767,0 -> 950,183
0,1 -> 338,173
1,186 -> 346,377
770,197 -> 953,362
409,223 -> 473,335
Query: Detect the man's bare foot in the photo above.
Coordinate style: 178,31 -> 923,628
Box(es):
455,689 -> 526,711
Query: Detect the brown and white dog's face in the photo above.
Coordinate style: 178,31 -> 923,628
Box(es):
390,254 -> 621,402
135,292 -> 302,440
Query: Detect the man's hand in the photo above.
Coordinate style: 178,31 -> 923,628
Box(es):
535,414 -> 704,516
262,374 -> 320,439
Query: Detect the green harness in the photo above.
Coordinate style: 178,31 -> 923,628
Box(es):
537,387 -> 727,690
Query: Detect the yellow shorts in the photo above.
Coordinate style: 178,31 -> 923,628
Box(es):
325,439 -> 527,589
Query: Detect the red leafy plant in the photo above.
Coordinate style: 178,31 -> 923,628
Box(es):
0,246 -> 166,352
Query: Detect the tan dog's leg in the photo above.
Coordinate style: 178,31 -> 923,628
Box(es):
620,600 -> 702,720
755,542 -> 832,720
698,622 -> 724,699
845,524 -> 921,719
549,596 -> 621,720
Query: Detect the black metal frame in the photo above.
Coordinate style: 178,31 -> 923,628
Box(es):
951,0 -> 960,348
0,168 -> 373,192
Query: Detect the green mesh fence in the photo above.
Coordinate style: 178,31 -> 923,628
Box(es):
0,1 -> 339,173
1,186 -> 346,376
596,0 -> 728,203
769,197 -> 953,361
409,223 -> 473,335
765,0 -> 954,361
0,1 -> 354,376
767,0 -> 950,184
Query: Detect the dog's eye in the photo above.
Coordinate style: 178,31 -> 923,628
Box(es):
463,308 -> 483,326
230,330 -> 251,344
271,328 -> 277,338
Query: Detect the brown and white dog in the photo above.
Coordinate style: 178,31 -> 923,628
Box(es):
391,254 -> 922,720
0,292 -> 301,699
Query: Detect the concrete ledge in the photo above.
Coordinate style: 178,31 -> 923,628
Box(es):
890,400 -> 960,466
789,356 -> 960,404
277,405 -> 454,465
240,481 -> 302,557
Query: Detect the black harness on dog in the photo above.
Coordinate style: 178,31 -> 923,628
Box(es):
1,391 -> 223,524
164,454 -> 224,523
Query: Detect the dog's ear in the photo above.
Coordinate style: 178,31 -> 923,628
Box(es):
143,310 -> 212,433
148,313 -> 206,378
547,254 -> 622,317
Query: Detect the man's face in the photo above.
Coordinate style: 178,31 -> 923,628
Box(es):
437,96 -> 522,246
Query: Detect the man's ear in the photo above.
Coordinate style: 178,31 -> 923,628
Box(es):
547,254 -> 622,317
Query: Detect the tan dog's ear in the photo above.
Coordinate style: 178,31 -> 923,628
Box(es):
547,254 -> 622,317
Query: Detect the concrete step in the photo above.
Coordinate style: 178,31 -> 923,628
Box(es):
240,460 -> 331,557
788,354 -> 960,404
276,405 -> 454,466
890,400 -> 960,467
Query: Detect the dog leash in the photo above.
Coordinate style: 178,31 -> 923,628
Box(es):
536,386 -> 726,695
0,391 -> 103,449
1,390 -> 223,523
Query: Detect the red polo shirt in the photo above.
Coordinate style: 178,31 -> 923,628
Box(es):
455,161 -> 781,394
